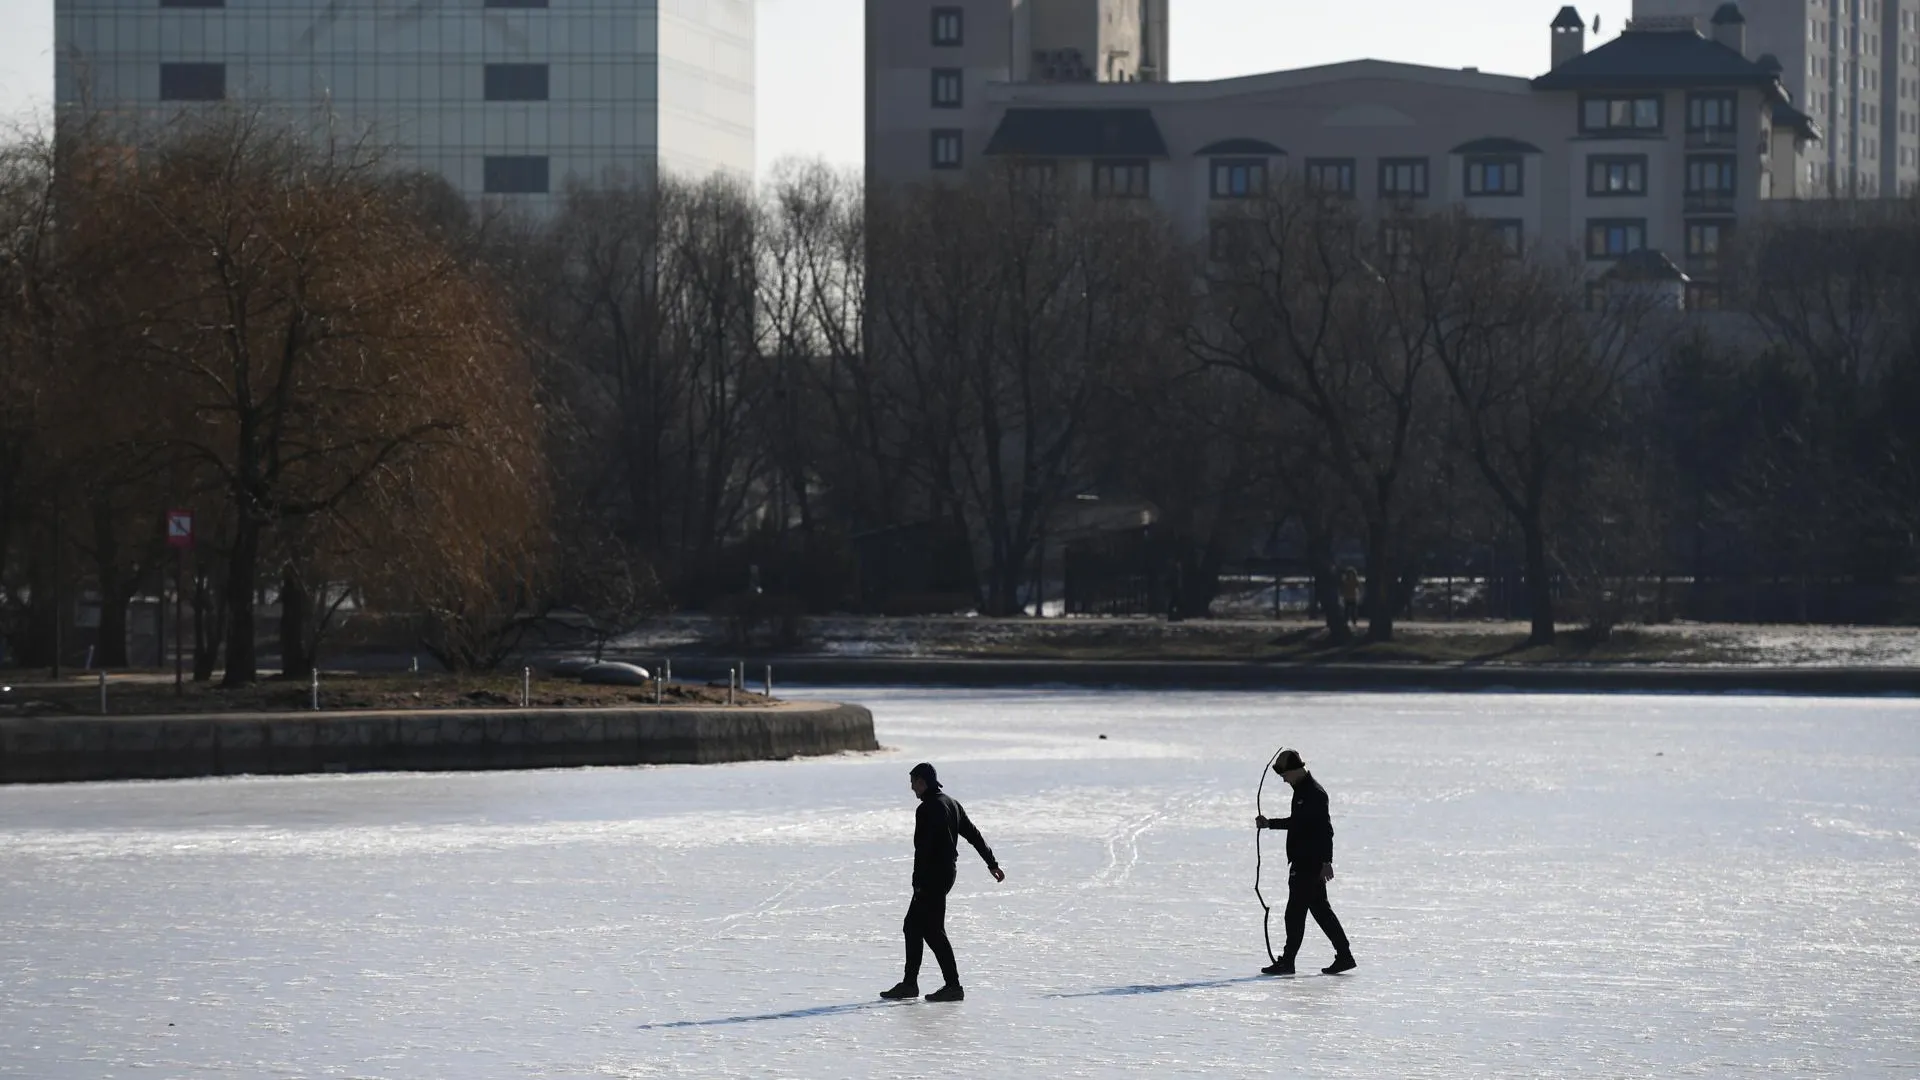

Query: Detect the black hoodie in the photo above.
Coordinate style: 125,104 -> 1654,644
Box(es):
914,788 -> 997,888
1265,772 -> 1335,866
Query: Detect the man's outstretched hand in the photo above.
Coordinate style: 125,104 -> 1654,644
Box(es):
990,865 -> 1006,883
1254,815 -> 1267,829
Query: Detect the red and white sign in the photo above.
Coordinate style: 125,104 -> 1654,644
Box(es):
165,510 -> 195,549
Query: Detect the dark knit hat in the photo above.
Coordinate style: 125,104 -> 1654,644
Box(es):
1272,748 -> 1307,774
910,762 -> 940,788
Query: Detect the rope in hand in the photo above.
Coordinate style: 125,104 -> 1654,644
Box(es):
1254,745 -> 1284,964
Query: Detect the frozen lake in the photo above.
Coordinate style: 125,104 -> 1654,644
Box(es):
2,689 -> 1917,1078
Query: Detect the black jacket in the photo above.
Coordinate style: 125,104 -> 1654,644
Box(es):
914,789 -> 997,888
1264,772 -> 1335,866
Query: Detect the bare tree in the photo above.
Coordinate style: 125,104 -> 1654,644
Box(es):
1190,184 -> 1450,640
1427,216 -> 1666,644
870,169 -> 1189,615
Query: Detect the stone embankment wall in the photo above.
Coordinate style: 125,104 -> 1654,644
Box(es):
0,702 -> 877,784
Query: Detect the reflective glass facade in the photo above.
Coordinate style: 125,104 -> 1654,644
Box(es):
55,0 -> 755,209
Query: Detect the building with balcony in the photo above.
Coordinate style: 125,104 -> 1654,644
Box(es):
54,0 -> 755,210
867,1 -> 1824,308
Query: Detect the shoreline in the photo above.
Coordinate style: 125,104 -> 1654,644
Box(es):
0,700 -> 878,785
635,655 -> 1920,696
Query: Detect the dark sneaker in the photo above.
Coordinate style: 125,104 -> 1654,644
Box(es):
1261,958 -> 1295,976
880,981 -> 920,1000
925,984 -> 965,1002
1321,955 -> 1357,975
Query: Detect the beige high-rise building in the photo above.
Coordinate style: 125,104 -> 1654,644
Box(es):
867,2 -> 1826,308
1634,0 -> 1920,194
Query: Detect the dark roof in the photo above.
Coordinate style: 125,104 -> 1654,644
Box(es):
983,108 -> 1169,158
1551,5 -> 1585,29
1603,248 -> 1689,282
1710,2 -> 1745,25
1531,26 -> 1783,91
1193,137 -> 1286,156
1771,99 -> 1823,141
1451,136 -> 1544,154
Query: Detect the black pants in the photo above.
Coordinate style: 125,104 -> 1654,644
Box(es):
903,873 -> 959,986
1282,862 -> 1351,962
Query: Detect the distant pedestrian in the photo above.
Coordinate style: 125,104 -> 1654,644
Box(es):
1254,749 -> 1355,976
881,762 -> 1004,1003
1339,567 -> 1361,630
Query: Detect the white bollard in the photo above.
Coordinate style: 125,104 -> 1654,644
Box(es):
99,670 -> 107,715
765,665 -> 772,699
311,669 -> 319,711
522,666 -> 531,708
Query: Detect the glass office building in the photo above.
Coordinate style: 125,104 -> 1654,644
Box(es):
54,0 -> 755,208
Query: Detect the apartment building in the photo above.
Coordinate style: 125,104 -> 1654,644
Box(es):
868,2 -> 1824,307
54,0 -> 755,209
1634,0 -> 1919,195
866,0 -> 1168,183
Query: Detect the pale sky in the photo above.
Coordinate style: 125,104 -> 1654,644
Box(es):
0,0 -> 1634,174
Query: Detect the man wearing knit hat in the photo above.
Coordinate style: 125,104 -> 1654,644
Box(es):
880,762 -> 1004,1003
1255,748 -> 1356,976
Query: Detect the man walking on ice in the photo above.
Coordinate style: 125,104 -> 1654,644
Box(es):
881,762 -> 1004,1003
1255,748 -> 1357,976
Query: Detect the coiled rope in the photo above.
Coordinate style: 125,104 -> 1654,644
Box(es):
1254,745 -> 1285,964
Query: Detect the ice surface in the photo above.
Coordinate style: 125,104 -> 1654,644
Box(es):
2,689 -> 1917,1079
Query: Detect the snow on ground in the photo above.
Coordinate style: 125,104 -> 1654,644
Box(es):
2,689 -> 1917,1078
608,614 -> 1920,667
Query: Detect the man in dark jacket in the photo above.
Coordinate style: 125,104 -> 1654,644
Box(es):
1255,748 -> 1356,976
881,762 -> 1004,1003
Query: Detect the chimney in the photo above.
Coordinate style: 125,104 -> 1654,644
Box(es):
1711,3 -> 1747,56
1551,6 -> 1586,69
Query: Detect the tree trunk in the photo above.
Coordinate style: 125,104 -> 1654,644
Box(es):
192,566 -> 224,682
1524,518 -> 1555,646
278,565 -> 313,679
221,517 -> 261,686
1363,519 -> 1395,642
91,505 -> 132,668
1306,527 -> 1351,645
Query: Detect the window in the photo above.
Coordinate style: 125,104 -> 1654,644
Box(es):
1210,159 -> 1267,198
1687,93 -> 1738,136
1580,94 -> 1664,133
1483,218 -> 1524,256
1380,223 -> 1416,269
1016,160 -> 1058,187
158,62 -> 224,101
1586,281 -> 1612,312
484,63 -> 548,101
485,0 -> 547,7
1465,156 -> 1523,195
1686,220 -> 1729,264
1587,154 -> 1647,195
483,155 -> 549,194
1378,157 -> 1429,198
1685,282 -> 1723,311
1209,218 -> 1259,263
1304,158 -> 1355,195
930,129 -> 962,170
932,7 -> 963,46
160,0 -> 223,8
1686,155 -> 1737,199
1093,160 -> 1150,197
931,68 -> 962,108
1586,218 -> 1646,259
